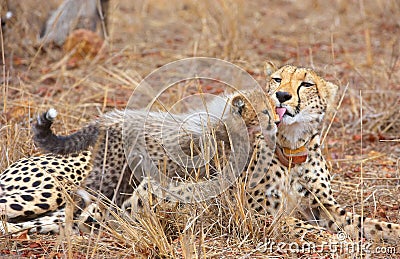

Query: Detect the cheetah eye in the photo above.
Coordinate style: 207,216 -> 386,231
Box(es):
300,82 -> 315,88
271,78 -> 281,83
262,109 -> 269,114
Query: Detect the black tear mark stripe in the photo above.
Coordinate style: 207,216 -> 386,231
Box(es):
296,86 -> 301,114
295,70 -> 305,114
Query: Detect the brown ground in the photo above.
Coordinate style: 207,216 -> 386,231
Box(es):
1,0 -> 400,258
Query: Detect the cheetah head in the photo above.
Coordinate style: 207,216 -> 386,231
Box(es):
265,62 -> 338,148
265,62 -> 338,129
229,90 -> 278,143
266,63 -> 338,129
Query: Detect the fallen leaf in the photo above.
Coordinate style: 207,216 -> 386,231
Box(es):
15,229 -> 30,240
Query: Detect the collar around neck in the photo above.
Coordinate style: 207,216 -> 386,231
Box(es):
275,144 -> 308,168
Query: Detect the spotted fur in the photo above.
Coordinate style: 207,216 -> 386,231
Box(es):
1,89 -> 277,234
0,152 -> 92,233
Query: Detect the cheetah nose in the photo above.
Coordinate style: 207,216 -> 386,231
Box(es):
276,91 -> 292,103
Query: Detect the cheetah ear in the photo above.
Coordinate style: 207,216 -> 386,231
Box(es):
264,61 -> 278,92
264,61 -> 278,78
323,80 -> 339,108
231,95 -> 246,116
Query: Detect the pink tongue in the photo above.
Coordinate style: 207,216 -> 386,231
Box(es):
275,107 -> 287,122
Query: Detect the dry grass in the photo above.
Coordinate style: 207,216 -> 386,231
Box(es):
1,0 -> 400,257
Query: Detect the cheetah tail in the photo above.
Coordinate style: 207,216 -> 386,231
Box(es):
33,108 -> 99,155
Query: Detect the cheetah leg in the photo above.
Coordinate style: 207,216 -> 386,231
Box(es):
280,216 -> 338,243
313,204 -> 400,243
77,203 -> 106,232
0,221 -> 22,234
301,152 -> 400,243
1,209 -> 68,234
121,178 -> 159,219
72,188 -> 112,233
125,179 -> 340,244
5,205 -> 108,235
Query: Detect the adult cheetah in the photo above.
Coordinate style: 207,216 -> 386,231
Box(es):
124,63 -> 400,243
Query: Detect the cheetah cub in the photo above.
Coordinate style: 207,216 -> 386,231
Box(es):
1,89 -> 277,234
